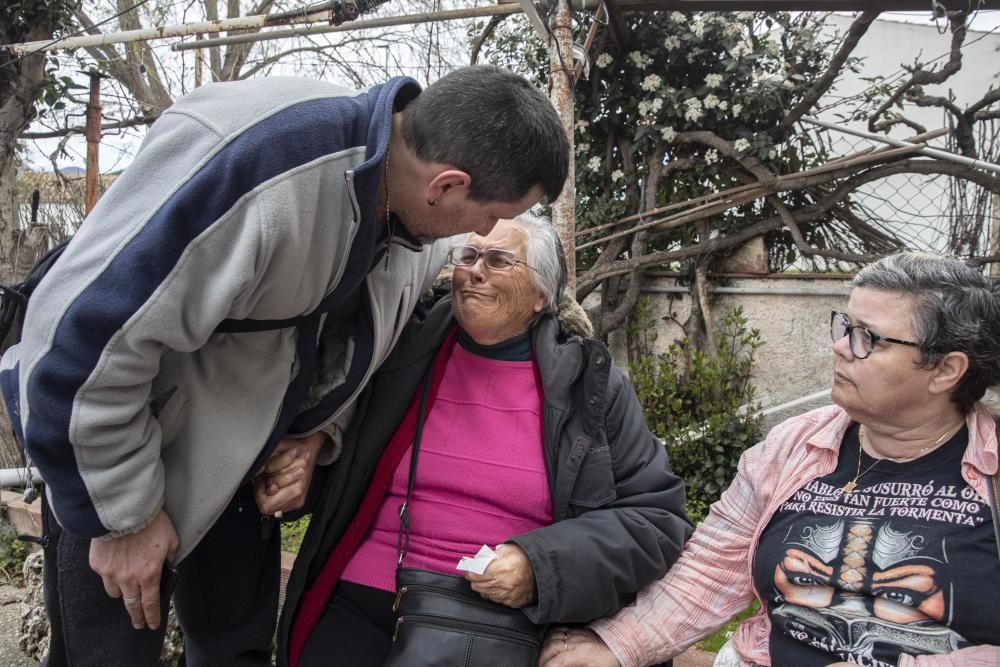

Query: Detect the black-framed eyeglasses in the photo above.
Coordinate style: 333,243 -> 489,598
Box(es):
830,311 -> 919,360
447,246 -> 533,272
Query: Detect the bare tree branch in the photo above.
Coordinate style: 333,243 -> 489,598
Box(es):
964,85 -> 1000,115
781,10 -> 878,131
869,12 -> 967,133
470,15 -> 505,65
22,115 -> 155,139
868,115 -> 928,135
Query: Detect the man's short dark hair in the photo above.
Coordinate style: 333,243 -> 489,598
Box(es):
401,65 -> 570,204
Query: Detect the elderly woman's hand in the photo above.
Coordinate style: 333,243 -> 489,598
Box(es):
539,627 -> 620,666
464,543 -> 535,608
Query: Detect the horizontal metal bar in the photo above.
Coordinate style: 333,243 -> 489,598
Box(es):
640,285 -> 851,296
801,116 -> 1000,175
0,467 -> 41,488
172,4 -> 523,50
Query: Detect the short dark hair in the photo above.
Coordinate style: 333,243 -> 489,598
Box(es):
401,66 -> 570,204
849,252 -> 1000,412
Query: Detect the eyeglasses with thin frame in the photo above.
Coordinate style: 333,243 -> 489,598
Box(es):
448,246 -> 534,272
830,311 -> 919,359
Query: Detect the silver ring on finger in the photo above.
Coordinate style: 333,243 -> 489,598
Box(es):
123,594 -> 141,606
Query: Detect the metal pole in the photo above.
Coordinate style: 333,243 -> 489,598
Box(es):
991,193 -> 1000,277
9,11 -> 331,54
801,116 -> 1000,175
0,467 -> 41,488
171,4 -> 523,51
85,71 -> 102,215
194,33 -> 203,87
549,0 -> 577,297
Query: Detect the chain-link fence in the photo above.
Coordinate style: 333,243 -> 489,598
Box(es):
821,122 -> 999,263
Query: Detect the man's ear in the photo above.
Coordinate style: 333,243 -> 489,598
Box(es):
928,351 -> 969,396
427,169 -> 471,205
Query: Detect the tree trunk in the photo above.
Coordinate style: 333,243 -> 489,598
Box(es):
0,25 -> 54,467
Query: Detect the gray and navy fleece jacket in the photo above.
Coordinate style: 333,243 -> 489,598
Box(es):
0,76 -> 456,561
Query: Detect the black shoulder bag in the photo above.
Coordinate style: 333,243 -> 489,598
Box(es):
384,370 -> 546,667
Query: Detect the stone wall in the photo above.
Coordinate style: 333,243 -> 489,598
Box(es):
590,273 -> 999,433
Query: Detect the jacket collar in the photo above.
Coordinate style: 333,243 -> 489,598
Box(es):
531,313 -> 584,413
349,76 -> 422,250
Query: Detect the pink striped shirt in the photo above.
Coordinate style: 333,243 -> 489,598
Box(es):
591,403 -> 1000,667
341,342 -> 553,591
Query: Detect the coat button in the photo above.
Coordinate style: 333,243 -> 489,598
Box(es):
593,354 -> 604,365
588,394 -> 598,406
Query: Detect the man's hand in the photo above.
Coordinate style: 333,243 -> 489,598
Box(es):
464,543 -> 535,609
254,432 -> 326,517
88,509 -> 178,631
539,627 -> 621,667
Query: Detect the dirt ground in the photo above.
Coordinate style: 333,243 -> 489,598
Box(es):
0,582 -> 37,666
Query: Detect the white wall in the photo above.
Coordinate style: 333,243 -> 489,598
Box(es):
816,16 -> 1000,253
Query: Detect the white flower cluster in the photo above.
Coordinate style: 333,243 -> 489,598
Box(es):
641,74 -> 662,92
761,32 -> 782,55
703,94 -> 720,110
611,169 -> 624,182
686,47 -> 705,64
733,138 -> 751,153
704,149 -> 719,165
576,142 -> 590,155
660,127 -> 677,142
628,51 -> 653,69
704,73 -> 723,89
595,53 -> 613,69
662,35 -> 681,51
730,39 -> 753,59
691,19 -> 706,38
732,103 -> 743,116
587,156 -> 602,172
638,98 -> 663,118
670,11 -> 685,23
723,21 -> 743,38
683,97 -> 704,122
575,119 -> 589,131
737,11 -> 753,19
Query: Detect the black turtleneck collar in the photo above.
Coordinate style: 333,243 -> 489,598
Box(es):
457,329 -> 532,361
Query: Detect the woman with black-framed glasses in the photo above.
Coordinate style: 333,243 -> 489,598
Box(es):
543,252 -> 1000,667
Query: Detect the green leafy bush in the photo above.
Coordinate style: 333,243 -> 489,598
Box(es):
628,299 -> 764,521
0,519 -> 29,584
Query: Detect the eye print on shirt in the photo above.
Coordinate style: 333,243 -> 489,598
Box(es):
775,548 -> 836,608
872,564 -> 944,624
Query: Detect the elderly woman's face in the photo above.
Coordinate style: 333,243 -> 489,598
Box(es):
451,220 -> 546,346
831,287 -> 935,424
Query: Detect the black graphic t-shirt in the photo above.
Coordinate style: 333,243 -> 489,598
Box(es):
752,423 -> 1000,667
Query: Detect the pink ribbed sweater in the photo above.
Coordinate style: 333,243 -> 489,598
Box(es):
341,342 -> 553,591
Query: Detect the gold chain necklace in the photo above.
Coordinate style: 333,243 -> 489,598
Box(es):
842,421 -> 963,493
842,427 -> 882,493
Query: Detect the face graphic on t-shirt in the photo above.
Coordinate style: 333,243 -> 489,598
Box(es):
772,517 -> 966,658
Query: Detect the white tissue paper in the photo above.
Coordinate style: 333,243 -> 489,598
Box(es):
456,545 -> 498,575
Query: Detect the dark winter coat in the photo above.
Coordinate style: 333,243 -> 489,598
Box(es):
277,292 -> 693,666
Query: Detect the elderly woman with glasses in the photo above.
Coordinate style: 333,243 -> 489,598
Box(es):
542,252 -> 1000,667
275,214 -> 692,667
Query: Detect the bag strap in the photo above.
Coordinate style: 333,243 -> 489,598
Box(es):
395,365 -> 435,566
991,415 -> 1000,563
